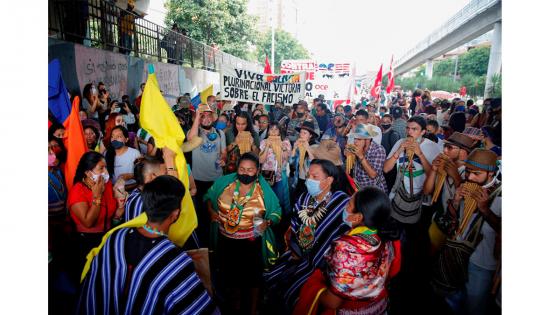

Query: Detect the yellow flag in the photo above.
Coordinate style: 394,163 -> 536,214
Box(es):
139,66 -> 197,246
200,84 -> 213,106
80,65 -> 198,282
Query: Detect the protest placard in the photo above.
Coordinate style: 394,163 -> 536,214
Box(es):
220,67 -> 306,104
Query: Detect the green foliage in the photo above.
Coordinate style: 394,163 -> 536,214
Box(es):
164,0 -> 257,59
252,29 -> 310,71
433,58 -> 456,77
488,74 -> 502,98
458,46 -> 490,76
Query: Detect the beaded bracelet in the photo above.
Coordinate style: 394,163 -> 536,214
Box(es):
92,199 -> 102,206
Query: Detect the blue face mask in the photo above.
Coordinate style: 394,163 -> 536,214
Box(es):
111,140 -> 125,149
305,178 -> 323,197
207,132 -> 218,141
342,210 -> 353,227
215,121 -> 227,130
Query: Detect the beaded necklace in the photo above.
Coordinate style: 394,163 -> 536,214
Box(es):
142,224 -> 167,237
297,191 -> 332,251
224,180 -> 257,234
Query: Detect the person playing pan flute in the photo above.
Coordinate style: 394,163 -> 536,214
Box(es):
290,120 -> 319,199
423,132 -> 478,253
445,149 -> 501,315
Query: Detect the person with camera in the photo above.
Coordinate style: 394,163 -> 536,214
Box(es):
108,100 -> 136,130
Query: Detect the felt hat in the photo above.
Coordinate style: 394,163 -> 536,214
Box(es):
347,123 -> 379,140
181,136 -> 204,152
310,139 -> 343,166
295,121 -> 319,138
464,149 -> 498,172
443,132 -> 478,152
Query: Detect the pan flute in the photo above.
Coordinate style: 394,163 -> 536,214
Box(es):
431,154 -> 450,203
345,144 -> 357,174
268,135 -> 283,167
456,182 -> 482,236
298,142 -> 307,171
237,131 -> 253,154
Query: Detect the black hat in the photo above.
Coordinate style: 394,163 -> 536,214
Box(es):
296,121 -> 319,138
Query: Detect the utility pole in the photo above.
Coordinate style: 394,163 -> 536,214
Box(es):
453,55 -> 459,82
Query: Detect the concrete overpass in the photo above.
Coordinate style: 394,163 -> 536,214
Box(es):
394,0 -> 501,97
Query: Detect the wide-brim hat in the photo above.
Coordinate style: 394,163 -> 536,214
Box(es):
443,132 -> 478,152
464,149 -> 498,172
347,123 -> 379,140
463,127 -> 484,140
198,103 -> 218,120
310,140 -> 343,166
296,121 -> 319,138
181,136 -> 203,152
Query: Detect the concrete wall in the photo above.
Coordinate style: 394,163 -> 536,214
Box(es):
48,38 -> 221,106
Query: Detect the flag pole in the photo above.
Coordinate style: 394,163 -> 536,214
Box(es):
270,0 -> 275,73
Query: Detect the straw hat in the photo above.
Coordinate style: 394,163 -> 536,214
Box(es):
310,139 -> 343,166
198,103 -> 217,120
464,149 -> 498,172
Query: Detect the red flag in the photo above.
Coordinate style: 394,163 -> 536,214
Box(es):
386,55 -> 395,94
370,64 -> 383,98
62,96 -> 88,189
264,55 -> 272,74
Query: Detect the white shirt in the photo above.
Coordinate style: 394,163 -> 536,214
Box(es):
387,138 -> 441,195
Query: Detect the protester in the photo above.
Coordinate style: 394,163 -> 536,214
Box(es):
391,106 -> 407,139
259,122 -> 292,215
423,132 -> 477,253
204,153 -> 281,314
287,101 -> 320,143
346,124 -> 388,193
264,159 -> 350,313
313,102 -> 332,136
481,125 -> 502,158
77,175 -> 218,314
290,121 -> 318,199
83,124 -> 105,153
104,125 -> 142,190
187,105 -> 226,247
436,149 -> 501,315
224,111 -> 259,174
257,114 -> 269,142
323,113 -> 348,156
294,187 -> 401,314
48,136 -> 68,262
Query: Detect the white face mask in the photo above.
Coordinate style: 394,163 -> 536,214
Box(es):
91,172 -> 110,184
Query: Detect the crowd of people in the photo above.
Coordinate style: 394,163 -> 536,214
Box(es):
48,83 -> 502,314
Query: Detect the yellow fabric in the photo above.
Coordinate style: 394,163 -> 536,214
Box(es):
200,84 -> 213,108
81,214 -> 147,281
309,287 -> 327,315
348,226 -> 371,236
80,68 -> 198,282
429,221 -> 447,252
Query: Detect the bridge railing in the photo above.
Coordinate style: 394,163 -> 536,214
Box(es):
395,0 -> 499,67
48,0 -> 261,72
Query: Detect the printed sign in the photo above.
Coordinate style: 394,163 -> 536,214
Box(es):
280,59 -> 355,102
220,67 -> 306,104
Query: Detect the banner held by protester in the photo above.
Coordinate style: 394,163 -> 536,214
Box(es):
220,66 -> 306,104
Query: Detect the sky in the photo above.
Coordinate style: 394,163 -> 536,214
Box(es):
295,0 -> 471,74
146,0 -> 471,75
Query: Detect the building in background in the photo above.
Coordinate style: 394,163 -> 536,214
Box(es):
248,0 -> 300,39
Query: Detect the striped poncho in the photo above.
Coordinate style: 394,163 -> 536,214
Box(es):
77,228 -> 218,315
264,191 -> 350,311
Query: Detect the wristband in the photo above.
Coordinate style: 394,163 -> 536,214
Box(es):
166,167 -> 177,171
92,198 -> 102,206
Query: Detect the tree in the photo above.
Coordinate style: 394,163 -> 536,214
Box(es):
433,58 -> 456,77
253,29 -> 310,71
458,46 -> 490,77
164,0 -> 257,59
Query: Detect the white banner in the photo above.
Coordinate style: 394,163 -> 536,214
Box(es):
220,67 -> 306,104
280,60 -> 355,101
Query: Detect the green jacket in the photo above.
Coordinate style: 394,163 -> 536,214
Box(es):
203,173 -> 282,269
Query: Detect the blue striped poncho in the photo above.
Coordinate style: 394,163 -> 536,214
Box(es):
76,227 -> 219,315
264,190 -> 350,311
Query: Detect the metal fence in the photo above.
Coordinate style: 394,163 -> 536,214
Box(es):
48,0 -> 261,72
395,0 -> 500,67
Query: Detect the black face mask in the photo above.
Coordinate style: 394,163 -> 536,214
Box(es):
296,112 -> 305,118
238,174 -> 257,184
381,124 -> 392,130
201,124 -> 212,130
